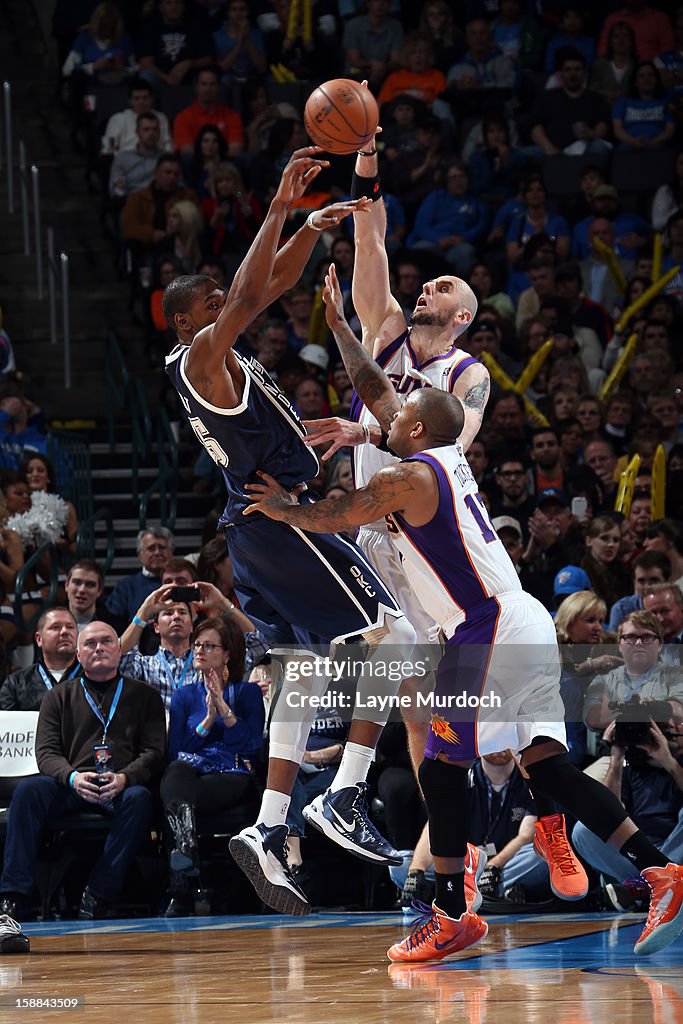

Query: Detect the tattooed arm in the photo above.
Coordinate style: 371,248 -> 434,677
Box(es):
244,464 -> 426,532
452,362 -> 490,451
323,263 -> 400,433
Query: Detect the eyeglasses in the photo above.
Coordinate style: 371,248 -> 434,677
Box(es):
498,469 -> 525,479
193,641 -> 224,653
620,633 -> 659,645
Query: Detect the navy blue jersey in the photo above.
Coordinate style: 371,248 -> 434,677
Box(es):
166,344 -> 319,523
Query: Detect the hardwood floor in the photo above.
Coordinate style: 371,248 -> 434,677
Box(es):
3,911 -> 682,1023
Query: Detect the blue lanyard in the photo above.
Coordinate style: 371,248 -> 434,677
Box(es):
156,650 -> 193,690
80,677 -> 124,741
38,663 -> 80,691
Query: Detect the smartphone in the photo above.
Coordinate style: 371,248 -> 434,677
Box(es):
571,496 -> 588,519
170,585 -> 201,603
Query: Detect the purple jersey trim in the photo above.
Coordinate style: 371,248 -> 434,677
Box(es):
377,331 -> 409,369
393,452 -> 490,610
448,355 -> 478,388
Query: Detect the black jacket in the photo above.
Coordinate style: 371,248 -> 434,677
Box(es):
0,660 -> 81,711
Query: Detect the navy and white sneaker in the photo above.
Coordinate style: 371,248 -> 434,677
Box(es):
303,783 -> 403,865
229,823 -> 311,916
0,915 -> 30,954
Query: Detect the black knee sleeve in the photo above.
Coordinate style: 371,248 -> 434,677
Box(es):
525,753 -> 628,842
418,757 -> 469,858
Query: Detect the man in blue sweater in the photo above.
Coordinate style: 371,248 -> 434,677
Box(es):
105,527 -> 174,633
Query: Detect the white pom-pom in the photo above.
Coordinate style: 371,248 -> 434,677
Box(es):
5,491 -> 69,548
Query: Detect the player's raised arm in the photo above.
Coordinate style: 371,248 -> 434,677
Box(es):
196,147 -> 329,359
452,361 -> 491,451
264,198 -> 372,307
351,112 -> 406,355
324,263 -> 399,433
243,464 -> 423,533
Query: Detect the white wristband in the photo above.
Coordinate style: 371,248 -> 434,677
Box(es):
361,423 -> 370,443
306,212 -> 324,232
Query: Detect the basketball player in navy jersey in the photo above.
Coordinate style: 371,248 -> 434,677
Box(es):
244,268 -> 683,961
161,147 -> 417,917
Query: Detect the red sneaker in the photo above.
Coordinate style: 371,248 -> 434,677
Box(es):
533,814 -> 588,900
634,863 -> 683,956
387,903 -> 488,963
464,844 -> 487,913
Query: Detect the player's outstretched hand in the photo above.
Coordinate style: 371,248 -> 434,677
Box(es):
309,197 -> 372,230
243,471 -> 301,519
303,416 -> 367,461
277,146 -> 330,204
323,262 -> 346,329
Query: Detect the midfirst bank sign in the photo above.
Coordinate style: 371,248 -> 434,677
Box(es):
0,712 -> 39,777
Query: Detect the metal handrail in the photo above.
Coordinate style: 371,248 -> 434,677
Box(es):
138,463 -> 177,531
2,81 -> 14,213
17,140 -> 43,298
76,508 -> 116,576
46,227 -> 70,386
134,377 -> 153,453
13,543 -> 59,632
158,406 -> 179,476
105,330 -> 150,498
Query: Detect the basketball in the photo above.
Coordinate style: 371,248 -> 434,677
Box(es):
304,79 -> 379,155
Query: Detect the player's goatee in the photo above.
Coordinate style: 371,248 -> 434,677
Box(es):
410,309 -> 452,328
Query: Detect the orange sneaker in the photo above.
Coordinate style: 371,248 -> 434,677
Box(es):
387,903 -> 488,963
533,813 -> 589,901
464,843 -> 487,913
634,863 -> 683,956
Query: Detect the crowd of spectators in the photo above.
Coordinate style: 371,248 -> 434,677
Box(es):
0,0 -> 682,922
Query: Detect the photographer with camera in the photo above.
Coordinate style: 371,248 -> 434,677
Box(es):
584,612 -> 683,732
572,712 -> 683,910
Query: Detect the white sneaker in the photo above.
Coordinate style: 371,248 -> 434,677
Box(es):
0,915 -> 30,954
229,823 -> 310,916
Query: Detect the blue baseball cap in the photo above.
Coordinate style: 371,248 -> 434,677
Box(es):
537,487 -> 569,509
554,565 -> 592,597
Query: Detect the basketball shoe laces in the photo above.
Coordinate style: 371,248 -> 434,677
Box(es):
543,819 -> 582,876
349,782 -> 388,842
0,914 -> 23,935
403,901 -> 442,951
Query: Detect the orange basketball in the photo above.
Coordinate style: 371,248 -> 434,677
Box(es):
304,79 -> 379,155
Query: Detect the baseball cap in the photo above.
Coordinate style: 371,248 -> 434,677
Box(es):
492,516 -> 522,539
554,565 -> 592,596
299,344 -> 329,371
537,487 -> 569,509
592,185 -> 618,201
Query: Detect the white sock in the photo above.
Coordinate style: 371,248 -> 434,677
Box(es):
330,742 -> 374,793
256,789 -> 291,827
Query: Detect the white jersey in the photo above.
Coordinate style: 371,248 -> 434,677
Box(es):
387,445 -> 522,637
351,331 -> 479,532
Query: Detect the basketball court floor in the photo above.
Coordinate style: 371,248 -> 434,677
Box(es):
4,910 -> 683,1023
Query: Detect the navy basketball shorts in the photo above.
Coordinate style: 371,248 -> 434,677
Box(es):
226,511 -> 402,648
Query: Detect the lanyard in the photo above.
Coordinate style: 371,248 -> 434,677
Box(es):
157,650 -> 193,691
80,677 -> 124,742
38,663 -> 80,691
484,779 -> 510,845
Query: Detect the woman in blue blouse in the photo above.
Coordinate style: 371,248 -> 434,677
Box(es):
161,616 -> 265,915
612,61 -> 675,150
506,173 -> 570,268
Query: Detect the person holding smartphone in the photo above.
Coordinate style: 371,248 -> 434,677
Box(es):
119,584 -> 203,709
